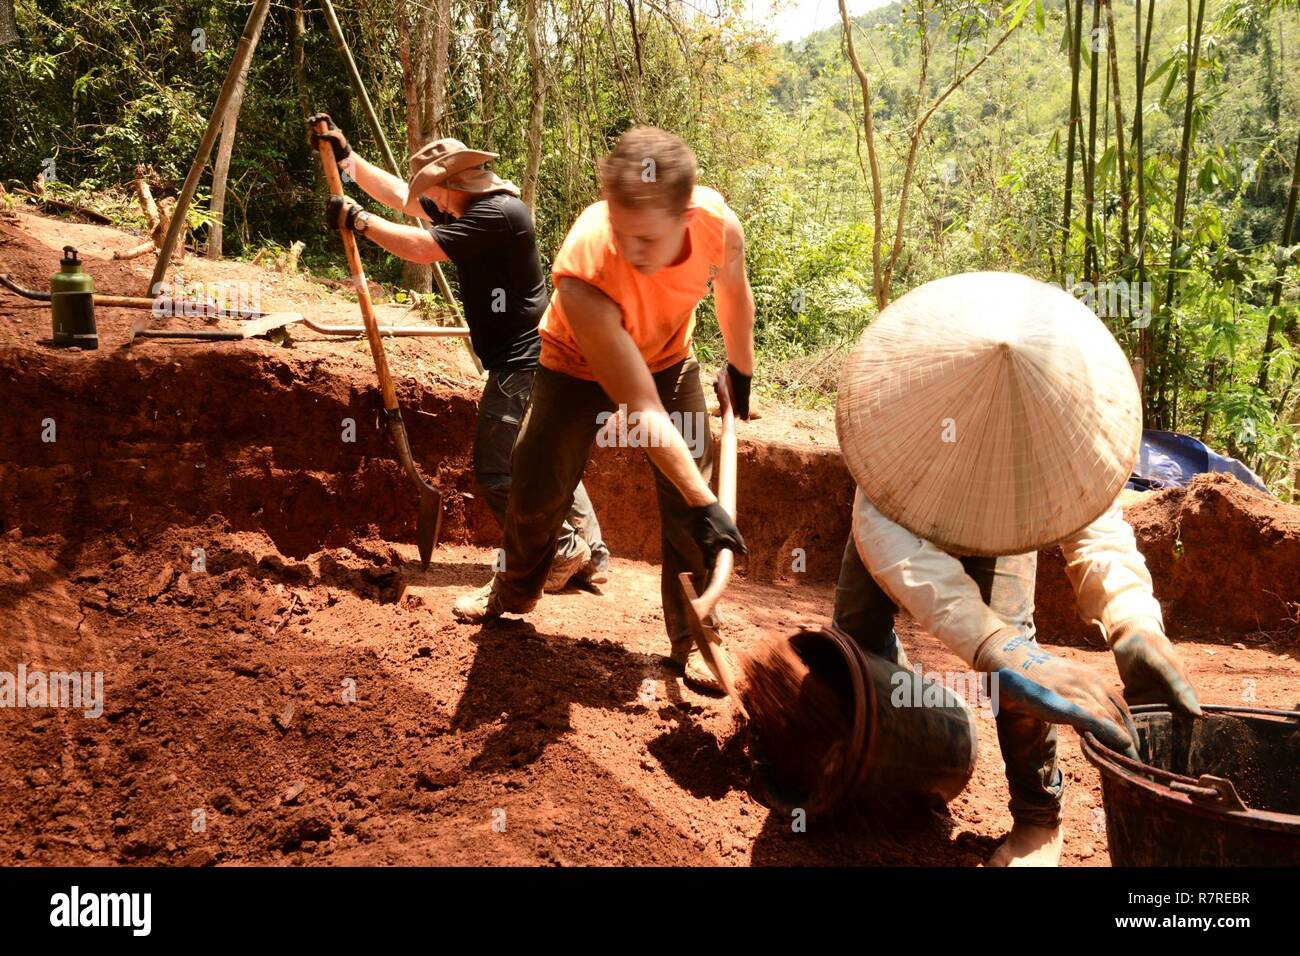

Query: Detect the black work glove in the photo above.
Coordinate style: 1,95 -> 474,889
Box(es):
688,501 -> 747,570
307,112 -> 351,162
325,195 -> 364,233
725,363 -> 751,420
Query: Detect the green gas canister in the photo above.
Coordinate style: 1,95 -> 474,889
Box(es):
50,246 -> 98,349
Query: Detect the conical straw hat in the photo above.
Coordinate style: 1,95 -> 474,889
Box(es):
835,272 -> 1142,556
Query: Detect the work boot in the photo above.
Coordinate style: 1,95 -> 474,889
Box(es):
544,537 -> 592,593
452,577 -> 535,624
680,645 -> 735,696
575,544 -> 611,586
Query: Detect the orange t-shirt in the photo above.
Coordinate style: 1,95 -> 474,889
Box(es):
539,185 -> 730,380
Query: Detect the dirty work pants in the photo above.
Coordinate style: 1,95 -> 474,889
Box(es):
831,535 -> 1064,827
496,357 -> 714,662
475,368 -> 608,572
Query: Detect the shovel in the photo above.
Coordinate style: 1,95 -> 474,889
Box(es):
127,311 -> 305,343
313,117 -> 441,568
678,371 -> 748,717
0,274 -> 473,340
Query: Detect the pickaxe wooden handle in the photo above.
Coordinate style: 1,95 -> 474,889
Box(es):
313,118 -> 441,567
678,371 -> 746,714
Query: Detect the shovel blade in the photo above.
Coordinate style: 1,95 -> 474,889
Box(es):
382,408 -> 442,570
416,486 -> 441,571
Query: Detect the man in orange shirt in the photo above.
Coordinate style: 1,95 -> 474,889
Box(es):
453,126 -> 755,691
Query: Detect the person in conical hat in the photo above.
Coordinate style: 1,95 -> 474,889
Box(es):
834,271 -> 1200,867
307,113 -> 608,592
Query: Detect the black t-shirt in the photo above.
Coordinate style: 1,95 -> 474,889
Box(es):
420,194 -> 544,372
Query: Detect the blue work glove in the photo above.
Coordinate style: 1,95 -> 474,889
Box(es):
1110,618 -> 1202,718
976,627 -> 1141,759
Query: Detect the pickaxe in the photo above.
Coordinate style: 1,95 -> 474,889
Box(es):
312,116 -> 441,568
679,372 -> 747,716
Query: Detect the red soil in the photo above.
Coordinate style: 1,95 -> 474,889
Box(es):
1,208 -> 1298,866
1037,477 -> 1300,644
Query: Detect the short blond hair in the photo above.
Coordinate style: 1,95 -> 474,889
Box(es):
599,126 -> 696,212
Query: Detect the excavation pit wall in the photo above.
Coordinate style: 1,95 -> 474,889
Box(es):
1,340 -> 1298,645
0,341 -> 856,584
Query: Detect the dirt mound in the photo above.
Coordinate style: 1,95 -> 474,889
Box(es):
0,209 -> 855,587
1037,475 -> 1300,644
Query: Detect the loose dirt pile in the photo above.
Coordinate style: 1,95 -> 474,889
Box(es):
1038,475 -> 1300,644
1187,714 -> 1300,815
739,636 -> 851,807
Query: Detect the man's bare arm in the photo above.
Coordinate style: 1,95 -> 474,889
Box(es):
556,277 -> 715,507
361,214 -> 449,264
347,153 -> 431,220
713,208 -> 755,376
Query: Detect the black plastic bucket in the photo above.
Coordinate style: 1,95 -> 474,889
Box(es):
749,626 -> 979,817
1081,703 -> 1300,866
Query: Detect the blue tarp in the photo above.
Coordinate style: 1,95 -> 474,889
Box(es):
1126,429 -> 1268,493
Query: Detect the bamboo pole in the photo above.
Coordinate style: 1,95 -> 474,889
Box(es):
208,5 -> 268,259
1084,0 -> 1101,283
1134,0 -> 1154,402
1104,0 -> 1131,267
1062,0 -> 1085,282
1258,127 -> 1300,395
146,0 -> 272,302
1156,0 -> 1207,427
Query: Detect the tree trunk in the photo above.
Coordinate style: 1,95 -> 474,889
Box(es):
207,5 -> 268,259
1084,0 -> 1101,283
523,0 -> 546,214
1062,0 -> 1085,282
1134,0 -> 1154,405
838,0 -> 885,309
1258,125 -> 1300,395
1104,0 -> 1131,267
1155,0 -> 1207,428
0,0 -> 18,45
396,0 -> 453,293
290,0 -> 319,198
478,3 -> 496,142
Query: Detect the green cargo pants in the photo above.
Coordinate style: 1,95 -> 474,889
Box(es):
495,356 -> 714,662
832,535 -> 1064,827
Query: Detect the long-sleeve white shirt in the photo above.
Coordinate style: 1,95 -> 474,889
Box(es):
850,487 -> 1164,665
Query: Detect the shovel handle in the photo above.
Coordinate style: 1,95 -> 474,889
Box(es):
692,372 -> 737,616
314,122 -> 399,414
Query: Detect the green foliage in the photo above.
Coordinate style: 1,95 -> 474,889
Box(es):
0,0 -> 1297,492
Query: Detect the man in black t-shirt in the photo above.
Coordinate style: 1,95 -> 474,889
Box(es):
309,115 -> 608,590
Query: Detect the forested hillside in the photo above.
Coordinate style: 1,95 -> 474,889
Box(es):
1,0 -> 1297,491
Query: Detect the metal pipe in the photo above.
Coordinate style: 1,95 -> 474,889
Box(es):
1,273 -> 469,337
